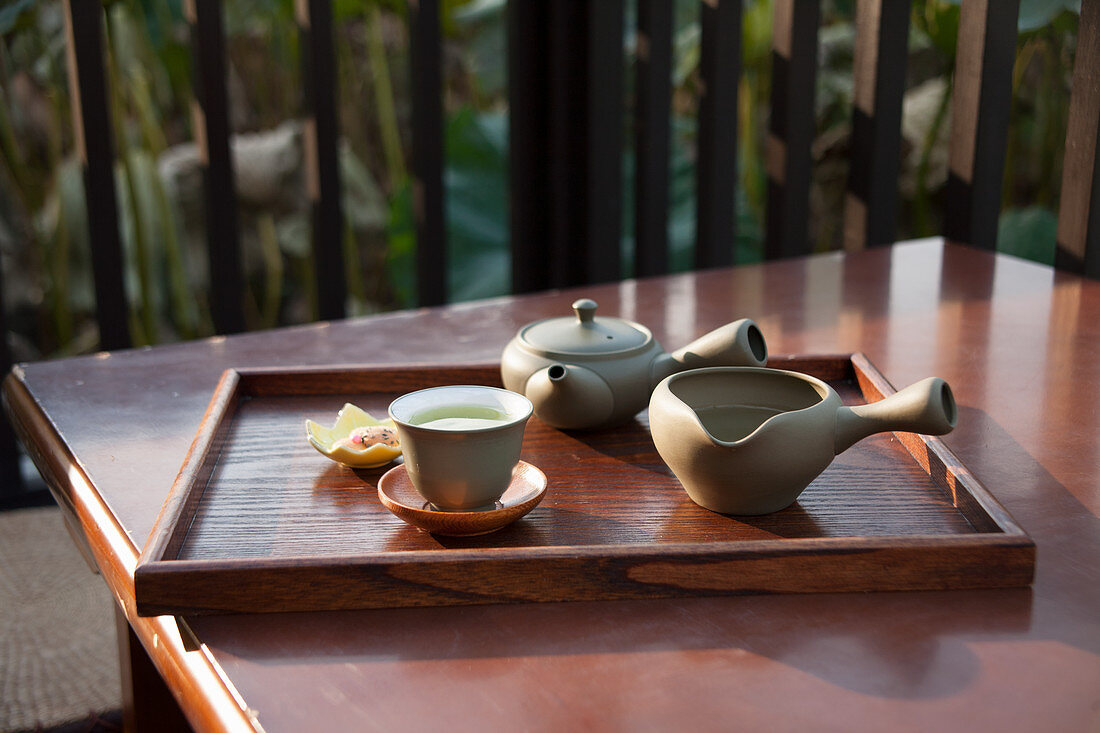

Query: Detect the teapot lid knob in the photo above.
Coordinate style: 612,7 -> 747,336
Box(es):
572,298 -> 597,323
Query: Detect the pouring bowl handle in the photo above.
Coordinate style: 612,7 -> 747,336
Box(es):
834,377 -> 957,455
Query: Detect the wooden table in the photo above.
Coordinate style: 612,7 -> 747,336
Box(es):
5,239 -> 1099,732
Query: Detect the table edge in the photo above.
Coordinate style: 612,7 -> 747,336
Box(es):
3,370 -> 262,733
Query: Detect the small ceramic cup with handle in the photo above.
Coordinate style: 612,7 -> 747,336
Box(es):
388,385 -> 534,511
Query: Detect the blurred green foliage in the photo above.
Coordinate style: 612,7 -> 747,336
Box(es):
0,0 -> 1083,361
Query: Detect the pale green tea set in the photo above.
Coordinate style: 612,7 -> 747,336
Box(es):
307,298 -> 956,531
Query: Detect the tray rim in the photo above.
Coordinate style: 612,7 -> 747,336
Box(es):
135,353 -> 1035,616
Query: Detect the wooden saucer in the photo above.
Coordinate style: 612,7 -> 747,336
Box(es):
377,461 -> 547,536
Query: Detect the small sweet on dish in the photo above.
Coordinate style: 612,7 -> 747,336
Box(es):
333,425 -> 399,451
306,403 -> 402,468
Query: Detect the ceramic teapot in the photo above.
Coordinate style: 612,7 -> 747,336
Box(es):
501,298 -> 768,429
649,366 -> 957,514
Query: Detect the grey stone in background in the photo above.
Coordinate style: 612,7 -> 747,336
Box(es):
159,121 -> 389,287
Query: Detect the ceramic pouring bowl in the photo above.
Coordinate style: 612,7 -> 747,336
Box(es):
648,367 -> 957,515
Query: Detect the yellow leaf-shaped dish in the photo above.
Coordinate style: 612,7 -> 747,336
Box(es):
305,403 -> 402,468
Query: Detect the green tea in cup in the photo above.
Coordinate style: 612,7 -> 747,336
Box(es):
408,404 -> 509,431
388,386 -> 533,511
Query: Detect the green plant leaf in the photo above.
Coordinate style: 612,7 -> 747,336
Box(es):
457,0 -> 506,98
385,178 -> 416,306
122,149 -> 167,338
997,206 -> 1056,265
914,1 -> 961,59
673,24 -> 700,87
1019,0 -> 1080,31
444,107 -> 508,301
0,0 -> 36,36
936,0 -> 1079,32
333,0 -> 368,21
621,115 -> 763,274
742,0 -> 774,66
276,214 -> 311,259
340,144 -> 388,233
453,0 -> 503,24
385,107 -> 509,306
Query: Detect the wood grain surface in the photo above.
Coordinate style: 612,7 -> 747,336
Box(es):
134,355 -> 1032,616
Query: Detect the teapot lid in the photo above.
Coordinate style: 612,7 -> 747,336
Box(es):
519,299 -> 651,355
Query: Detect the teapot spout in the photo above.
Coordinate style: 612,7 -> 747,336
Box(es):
652,319 -> 768,385
525,364 -> 614,430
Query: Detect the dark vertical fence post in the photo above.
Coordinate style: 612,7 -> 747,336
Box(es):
584,0 -> 625,284
843,0 -> 909,251
634,0 -> 673,277
63,0 -> 130,350
508,0 -> 552,293
764,0 -> 819,259
695,0 -> 742,268
546,0 -> 624,287
547,0 -> 588,287
0,260 -> 23,498
1056,0 -> 1100,278
187,0 -> 246,334
944,0 -> 1019,250
509,0 -> 623,289
299,0 -> 346,320
409,0 -> 447,306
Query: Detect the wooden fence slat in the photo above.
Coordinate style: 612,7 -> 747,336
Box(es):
1056,0 -> 1100,278
508,0 -> 553,293
298,0 -> 346,319
63,0 -> 130,350
634,0 -> 674,277
843,0 -> 910,251
764,0 -> 819,259
409,0 -> 447,306
944,0 -> 1020,250
696,0 -> 742,268
188,0 -> 245,334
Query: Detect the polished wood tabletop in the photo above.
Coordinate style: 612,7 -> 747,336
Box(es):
5,239 -> 1099,732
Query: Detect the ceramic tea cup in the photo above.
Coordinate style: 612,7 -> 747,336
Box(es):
649,366 -> 957,515
388,385 -> 533,511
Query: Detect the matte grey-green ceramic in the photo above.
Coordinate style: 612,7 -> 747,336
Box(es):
649,367 -> 957,515
501,298 -> 768,430
388,385 -> 533,511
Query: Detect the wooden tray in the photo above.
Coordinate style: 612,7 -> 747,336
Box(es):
135,354 -> 1034,616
